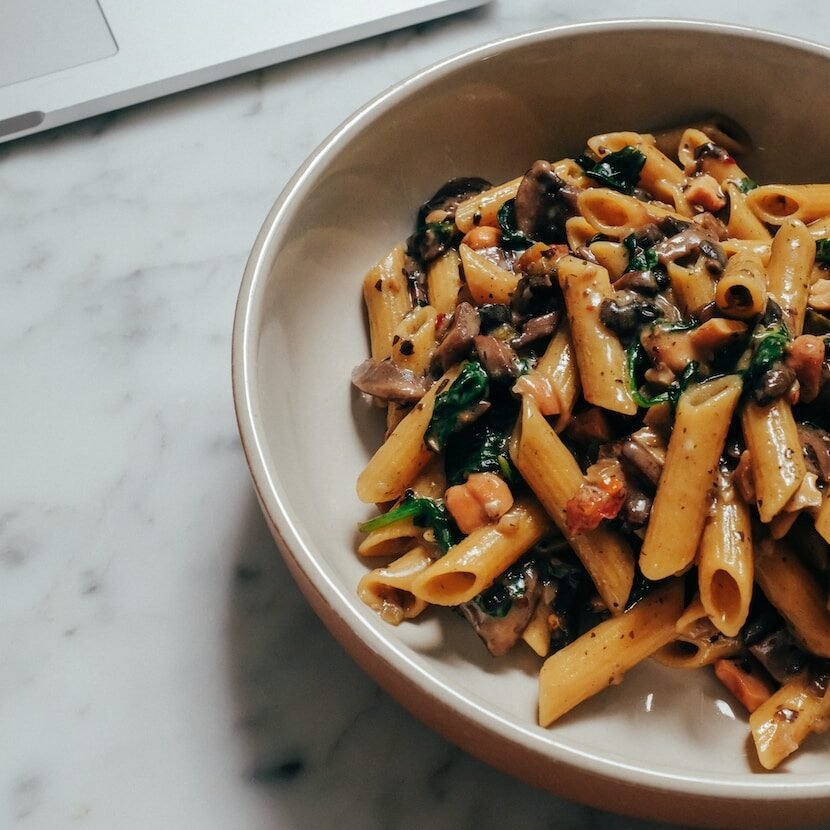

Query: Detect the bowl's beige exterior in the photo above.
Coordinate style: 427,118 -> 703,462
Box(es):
233,21 -> 830,827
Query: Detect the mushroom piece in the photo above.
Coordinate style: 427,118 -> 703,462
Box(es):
351,359 -> 431,403
797,423 -> 830,485
618,426 -> 667,487
512,310 -> 561,348
749,628 -> 810,685
513,160 -> 569,241
416,176 -> 492,226
457,560 -> 541,656
473,334 -> 523,381
433,302 -> 481,370
653,225 -> 727,272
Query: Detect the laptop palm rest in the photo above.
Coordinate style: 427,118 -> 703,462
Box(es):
0,0 -> 118,89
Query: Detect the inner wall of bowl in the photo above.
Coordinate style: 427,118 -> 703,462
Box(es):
252,25 -> 830,781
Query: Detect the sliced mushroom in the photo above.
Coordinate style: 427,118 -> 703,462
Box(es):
474,335 -> 523,381
798,423 -> 830,485
458,561 -> 541,656
749,628 -> 809,685
513,160 -> 568,241
512,310 -> 561,348
351,359 -> 431,403
619,427 -> 667,487
653,225 -> 727,272
416,177 -> 492,226
433,302 -> 480,370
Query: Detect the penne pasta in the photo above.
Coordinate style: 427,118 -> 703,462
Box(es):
654,596 -> 742,669
765,218 -> 815,336
357,365 -> 461,503
750,674 -> 830,770
747,184 -> 830,226
538,580 -> 683,726
557,254 -> 636,415
725,181 -> 772,241
697,473 -> 754,637
427,249 -> 463,315
754,538 -> 830,658
454,176 -> 522,233
459,242 -> 520,305
640,376 -> 743,580
362,243 -> 412,360
714,249 -> 767,319
358,545 -> 436,624
741,399 -> 806,523
511,396 -> 634,613
410,496 -> 550,606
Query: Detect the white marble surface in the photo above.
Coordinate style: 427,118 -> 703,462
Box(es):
2,2 -> 830,828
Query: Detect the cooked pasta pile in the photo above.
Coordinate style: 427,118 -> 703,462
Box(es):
351,119 -> 830,769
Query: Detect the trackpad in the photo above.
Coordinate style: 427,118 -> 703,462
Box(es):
0,0 -> 117,88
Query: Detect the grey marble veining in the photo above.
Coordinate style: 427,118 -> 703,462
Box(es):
2,1 -> 830,828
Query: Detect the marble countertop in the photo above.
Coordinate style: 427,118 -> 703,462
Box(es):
3,2 -> 830,828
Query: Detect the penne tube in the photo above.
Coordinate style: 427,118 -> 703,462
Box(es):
565,216 -> 598,250
390,306 -> 438,377
765,218 -> 815,336
721,238 -> 771,263
410,496 -> 550,606
552,156 -> 590,187
677,127 -> 749,182
653,596 -> 742,669
557,255 -> 636,415
538,580 -> 683,726
587,131 -> 689,213
754,538 -> 830,658
358,457 -> 446,556
533,319 -> 580,431
426,249 -> 462,315
652,114 -> 753,160
697,473 -> 754,637
521,583 -> 557,657
741,399 -> 806,523
459,243 -> 520,305
362,243 -> 412,360
358,545 -> 436,624
747,184 -> 830,225
806,214 -> 830,240
590,240 -> 629,281
666,259 -> 716,316
511,396 -> 634,613
714,249 -> 768,320
725,181 -> 773,241
357,366 -> 461,503
454,176 -> 522,233
750,674 -> 830,769
576,188 -> 685,240
640,376 -> 743,581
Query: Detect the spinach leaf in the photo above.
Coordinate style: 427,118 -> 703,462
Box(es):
473,560 -> 531,617
743,321 -> 791,391
737,176 -> 758,194
444,405 -> 516,485
622,232 -> 659,273
359,491 -> 459,553
625,340 -> 699,409
496,199 -> 533,250
577,146 -> 647,194
816,238 -> 830,265
425,361 -> 489,452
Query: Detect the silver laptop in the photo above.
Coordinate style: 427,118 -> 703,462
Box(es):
0,0 -> 487,143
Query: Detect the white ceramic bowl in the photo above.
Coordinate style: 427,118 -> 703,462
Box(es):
233,21 -> 830,827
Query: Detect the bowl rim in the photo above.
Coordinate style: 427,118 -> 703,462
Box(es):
232,18 -> 830,807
